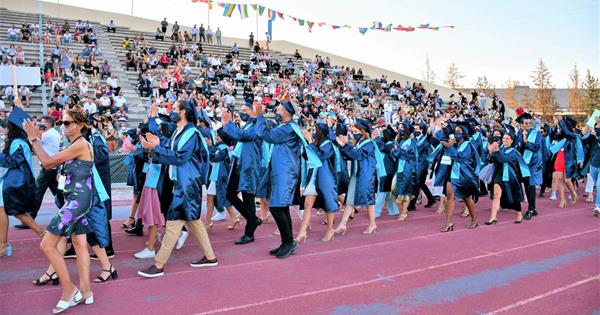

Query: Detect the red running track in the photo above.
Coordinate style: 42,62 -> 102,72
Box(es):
0,192 -> 599,315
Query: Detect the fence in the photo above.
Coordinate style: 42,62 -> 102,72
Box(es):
31,153 -> 130,185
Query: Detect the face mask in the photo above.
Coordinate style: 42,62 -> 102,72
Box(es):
39,124 -> 47,131
413,131 -> 421,137
353,133 -> 363,142
170,111 -> 181,123
239,113 -> 250,122
493,136 -> 502,142
275,114 -> 283,123
455,132 -> 463,140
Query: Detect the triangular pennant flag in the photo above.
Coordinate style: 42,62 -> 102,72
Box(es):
292,17 -> 297,22
318,22 -> 326,27
243,4 -> 249,18
223,3 -> 235,17
331,25 -> 340,30
385,24 -> 393,32
258,5 -> 265,15
342,25 -> 351,28
277,12 -> 284,19
251,4 -> 257,11
298,19 -> 305,26
418,23 -> 430,29
429,26 -> 439,31
359,27 -> 368,35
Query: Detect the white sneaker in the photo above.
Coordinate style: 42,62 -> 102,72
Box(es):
176,231 -> 188,250
134,247 -> 156,259
211,211 -> 227,222
594,207 -> 600,216
549,192 -> 557,201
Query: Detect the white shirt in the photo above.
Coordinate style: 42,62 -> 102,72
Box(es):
84,101 -> 97,114
41,128 -> 61,158
114,95 -> 127,108
106,77 -> 119,88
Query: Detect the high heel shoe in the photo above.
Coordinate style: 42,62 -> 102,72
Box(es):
441,223 -> 454,232
362,226 -> 377,235
0,243 -> 12,257
558,200 -> 567,208
571,193 -> 578,204
484,219 -> 498,225
294,232 -> 308,243
333,226 -> 347,236
205,222 -> 214,233
125,219 -> 144,236
121,217 -> 135,229
83,294 -> 94,305
227,218 -> 240,230
467,221 -> 479,229
52,290 -> 82,314
33,272 -> 59,286
397,213 -> 408,221
94,265 -> 118,283
321,231 -> 335,242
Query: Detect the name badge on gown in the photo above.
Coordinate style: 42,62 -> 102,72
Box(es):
441,155 -> 452,165
57,174 -> 66,190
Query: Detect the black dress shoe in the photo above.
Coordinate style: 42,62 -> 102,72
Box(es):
125,219 -> 144,236
275,242 -> 298,259
407,206 -> 417,211
524,210 -> 537,220
235,235 -> 255,245
64,246 -> 77,259
424,198 -> 438,208
13,224 -> 30,230
269,245 -> 282,256
255,218 -> 263,227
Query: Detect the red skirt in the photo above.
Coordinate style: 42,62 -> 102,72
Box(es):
137,187 -> 165,227
554,149 -> 566,172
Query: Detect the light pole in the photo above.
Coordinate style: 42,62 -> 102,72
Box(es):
38,0 -> 47,113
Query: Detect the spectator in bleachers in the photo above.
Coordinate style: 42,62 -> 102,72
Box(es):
122,36 -> 132,49
113,91 -> 128,112
20,24 -> 31,42
155,28 -> 165,41
161,18 -> 168,34
199,24 -> 206,42
62,31 -> 72,45
62,20 -> 70,34
107,20 -> 117,33
206,26 -> 213,44
215,27 -> 222,45
231,43 -> 239,57
172,21 -> 180,36
265,32 -> 271,50
7,25 -> 19,41
249,32 -> 254,48
18,86 -> 32,107
294,49 -> 302,60
83,96 -> 98,115
115,106 -> 129,122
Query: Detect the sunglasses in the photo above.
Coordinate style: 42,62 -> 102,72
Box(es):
62,120 -> 77,127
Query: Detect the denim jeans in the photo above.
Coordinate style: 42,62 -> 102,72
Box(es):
589,166 -> 600,207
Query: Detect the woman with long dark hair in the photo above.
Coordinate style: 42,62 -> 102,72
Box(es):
24,109 -> 101,313
296,122 -> 340,242
0,115 -> 45,257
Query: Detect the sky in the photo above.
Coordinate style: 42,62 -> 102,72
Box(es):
44,0 -> 598,88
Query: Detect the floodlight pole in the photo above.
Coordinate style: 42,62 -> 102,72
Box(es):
39,0 -> 47,113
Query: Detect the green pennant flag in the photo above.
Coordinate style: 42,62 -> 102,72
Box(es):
258,5 -> 265,15
243,4 -> 249,17
298,19 -> 305,26
251,4 -> 257,11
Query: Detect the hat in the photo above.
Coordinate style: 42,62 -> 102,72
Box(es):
382,125 -> 397,140
200,127 -> 213,139
336,123 -> 348,136
355,118 -> 373,133
515,112 -> 533,124
282,101 -> 296,115
8,106 -> 32,131
456,121 -> 475,136
402,120 -> 414,134
198,109 -> 212,126
464,117 -> 480,126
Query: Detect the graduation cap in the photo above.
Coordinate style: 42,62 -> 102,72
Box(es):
382,125 -> 397,141
9,106 -> 32,131
157,112 -> 171,123
402,120 -> 415,134
282,101 -> 296,115
563,116 -> 577,131
336,122 -> 348,136
127,128 -> 138,140
200,127 -> 212,139
355,118 -> 373,133
197,109 -> 212,127
456,121 -> 475,137
515,112 -> 533,124
464,117 -> 480,126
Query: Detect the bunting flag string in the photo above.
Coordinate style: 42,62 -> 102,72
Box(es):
192,0 -> 454,34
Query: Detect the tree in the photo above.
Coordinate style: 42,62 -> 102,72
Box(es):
444,63 -> 464,89
422,54 -> 437,83
567,64 -> 582,115
530,58 -> 556,118
582,69 -> 600,115
503,79 -> 518,109
476,75 -> 494,96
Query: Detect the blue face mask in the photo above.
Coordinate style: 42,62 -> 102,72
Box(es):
275,114 -> 283,123
39,124 -> 47,131
353,133 -> 363,142
455,132 -> 463,139
170,111 -> 181,123
413,131 -> 421,137
239,113 -> 250,122
493,136 -> 502,142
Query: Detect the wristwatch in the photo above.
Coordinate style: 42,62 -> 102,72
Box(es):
29,138 -> 40,143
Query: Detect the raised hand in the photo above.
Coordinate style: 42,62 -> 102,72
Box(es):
336,135 -> 348,146
23,120 -> 39,140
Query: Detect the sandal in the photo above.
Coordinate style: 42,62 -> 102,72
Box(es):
227,218 -> 240,230
52,290 -> 82,314
94,265 -> 118,283
0,243 -> 12,257
121,217 -> 135,229
33,272 -> 59,286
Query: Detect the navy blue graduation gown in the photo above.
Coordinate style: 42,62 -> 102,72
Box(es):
341,139 -> 377,206
222,119 -> 262,194
394,138 -> 418,197
152,123 -> 207,221
256,116 -> 302,207
0,141 -> 36,216
311,141 -> 338,212
491,147 -> 528,211
209,144 -> 232,209
374,137 -> 396,192
519,129 -> 543,186
445,140 -> 479,200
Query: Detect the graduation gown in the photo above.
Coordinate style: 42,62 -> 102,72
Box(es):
491,147 -> 530,211
257,116 -> 302,207
153,123 -> 208,221
557,120 -> 583,179
374,137 -> 396,192
0,139 -> 36,216
341,139 -> 377,206
415,134 -> 432,183
311,141 -> 339,212
126,145 -> 146,196
221,119 -> 262,194
446,140 -> 479,200
85,131 -> 112,247
209,143 -> 232,209
90,131 -> 112,218
394,138 -> 418,197
329,129 -> 350,194
519,128 -> 543,186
